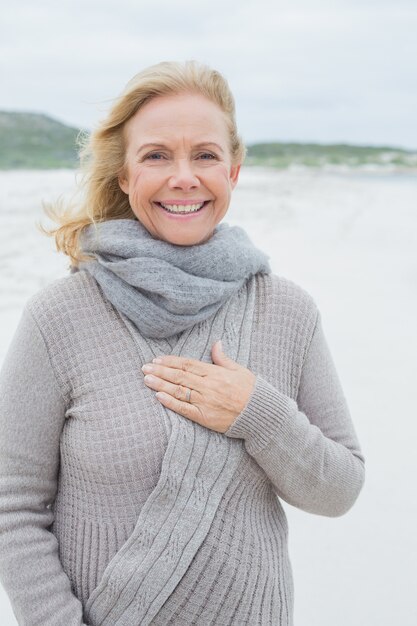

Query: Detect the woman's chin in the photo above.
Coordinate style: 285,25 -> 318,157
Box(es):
139,218 -> 217,246
132,202 -> 228,246
156,229 -> 215,246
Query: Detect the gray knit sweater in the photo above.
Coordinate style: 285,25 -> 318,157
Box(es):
0,270 -> 365,625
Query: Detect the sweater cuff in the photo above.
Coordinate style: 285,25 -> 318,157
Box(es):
224,375 -> 297,455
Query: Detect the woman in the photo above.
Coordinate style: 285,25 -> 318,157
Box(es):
0,60 -> 365,625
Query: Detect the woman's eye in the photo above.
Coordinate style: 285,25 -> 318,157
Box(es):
145,153 -> 166,160
198,153 -> 216,160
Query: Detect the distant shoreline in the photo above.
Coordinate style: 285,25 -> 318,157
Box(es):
1,110 -> 417,171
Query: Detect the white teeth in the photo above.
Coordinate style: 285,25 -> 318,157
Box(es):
159,202 -> 205,213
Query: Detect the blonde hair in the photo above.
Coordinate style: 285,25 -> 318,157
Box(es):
39,60 -> 246,267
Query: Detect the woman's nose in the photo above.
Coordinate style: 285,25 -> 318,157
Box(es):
167,159 -> 200,190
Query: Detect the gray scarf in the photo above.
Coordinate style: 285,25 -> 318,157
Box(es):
72,218 -> 271,339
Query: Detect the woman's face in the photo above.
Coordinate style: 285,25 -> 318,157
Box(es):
118,92 -> 241,246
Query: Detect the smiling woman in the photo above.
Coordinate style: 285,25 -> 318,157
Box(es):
0,60 -> 365,626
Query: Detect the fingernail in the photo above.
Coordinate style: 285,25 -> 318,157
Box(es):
152,357 -> 163,364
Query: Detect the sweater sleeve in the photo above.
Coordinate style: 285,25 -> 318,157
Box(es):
224,310 -> 365,517
0,306 -> 88,625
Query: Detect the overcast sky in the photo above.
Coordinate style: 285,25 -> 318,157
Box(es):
1,0 -> 416,149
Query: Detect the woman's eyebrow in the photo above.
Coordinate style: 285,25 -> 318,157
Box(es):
194,142 -> 225,153
136,143 -> 167,155
136,142 -> 225,155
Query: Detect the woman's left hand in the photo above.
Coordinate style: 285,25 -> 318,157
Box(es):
141,340 -> 256,433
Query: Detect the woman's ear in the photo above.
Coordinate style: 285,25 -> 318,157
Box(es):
118,170 -> 129,194
229,164 -> 241,190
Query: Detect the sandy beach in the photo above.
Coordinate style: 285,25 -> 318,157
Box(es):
1,166 -> 416,625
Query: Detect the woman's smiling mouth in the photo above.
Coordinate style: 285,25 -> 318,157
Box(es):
155,200 -> 210,215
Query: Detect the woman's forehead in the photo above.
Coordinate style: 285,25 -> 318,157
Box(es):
124,94 -> 230,146
127,93 -> 227,131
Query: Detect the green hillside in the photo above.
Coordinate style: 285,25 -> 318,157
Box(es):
1,110 -> 416,169
245,142 -> 417,168
0,111 -> 80,168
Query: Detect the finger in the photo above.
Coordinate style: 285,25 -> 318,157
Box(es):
152,355 -> 212,377
155,391 -> 204,425
144,363 -> 203,390
211,341 -> 240,371
144,374 -> 200,404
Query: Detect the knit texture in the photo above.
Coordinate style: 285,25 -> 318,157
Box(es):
0,271 -> 365,625
84,265 -> 257,625
72,218 -> 271,339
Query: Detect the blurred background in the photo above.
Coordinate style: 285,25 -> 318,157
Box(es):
1,1 -> 416,625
